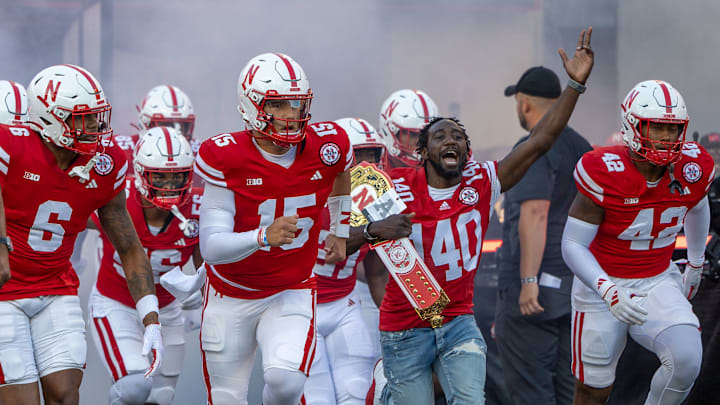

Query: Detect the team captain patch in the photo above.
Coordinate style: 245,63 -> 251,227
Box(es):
682,161 -> 702,183
94,153 -> 115,176
319,142 -> 341,166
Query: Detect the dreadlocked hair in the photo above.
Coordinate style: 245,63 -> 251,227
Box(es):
416,117 -> 471,158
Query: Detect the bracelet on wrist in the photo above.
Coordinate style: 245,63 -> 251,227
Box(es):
567,78 -> 587,93
520,276 -> 538,284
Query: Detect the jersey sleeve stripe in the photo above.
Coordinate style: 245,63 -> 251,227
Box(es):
115,161 -> 128,180
113,176 -> 125,190
343,149 -> 353,171
706,166 -> 716,192
575,159 -> 605,199
194,156 -> 227,187
0,144 -> 10,171
0,162 -> 7,176
573,167 -> 604,202
482,160 -> 501,211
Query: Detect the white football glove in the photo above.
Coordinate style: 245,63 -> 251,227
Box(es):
682,263 -> 703,300
142,323 -> 164,378
159,264 -> 206,302
597,278 -> 648,325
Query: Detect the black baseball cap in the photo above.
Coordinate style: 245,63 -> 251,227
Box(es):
504,66 -> 561,99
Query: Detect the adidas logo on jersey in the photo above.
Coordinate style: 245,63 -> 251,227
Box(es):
174,238 -> 186,246
439,201 -> 452,211
348,298 -> 355,307
85,179 -> 98,189
311,170 -> 323,181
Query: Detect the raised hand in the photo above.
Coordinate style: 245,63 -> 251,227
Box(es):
558,26 -> 594,85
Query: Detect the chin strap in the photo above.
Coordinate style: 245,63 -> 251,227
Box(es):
170,205 -> 197,238
68,153 -> 99,183
667,164 -> 686,195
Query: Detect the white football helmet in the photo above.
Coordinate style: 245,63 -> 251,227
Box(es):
379,89 -> 438,165
26,64 -> 112,155
133,126 -> 194,210
137,85 -> 195,141
620,80 -> 689,166
0,80 -> 28,125
237,52 -> 312,147
335,117 -> 388,169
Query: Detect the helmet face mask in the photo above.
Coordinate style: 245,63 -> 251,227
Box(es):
133,126 -> 194,210
237,53 -> 313,147
27,64 -> 113,155
620,80 -> 688,166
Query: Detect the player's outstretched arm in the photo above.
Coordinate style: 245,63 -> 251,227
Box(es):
497,26 -> 594,192
0,188 -> 9,289
98,191 -> 159,326
682,197 -> 710,299
346,213 -> 415,256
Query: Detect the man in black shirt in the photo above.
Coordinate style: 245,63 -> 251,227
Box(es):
495,66 -> 592,405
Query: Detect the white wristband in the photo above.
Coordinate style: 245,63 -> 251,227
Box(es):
136,294 -> 159,321
328,195 -> 352,238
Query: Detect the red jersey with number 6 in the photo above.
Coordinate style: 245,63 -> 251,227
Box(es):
194,123 -> 352,299
94,183 -> 202,308
0,124 -> 128,300
380,159 -> 501,331
574,143 -> 714,279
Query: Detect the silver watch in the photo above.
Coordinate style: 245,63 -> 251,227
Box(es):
362,223 -> 378,241
0,236 -> 12,252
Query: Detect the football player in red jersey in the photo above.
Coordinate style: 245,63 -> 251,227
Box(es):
561,79 -> 713,405
379,89 -> 439,168
88,126 -> 204,405
0,64 -> 162,405
366,28 -> 594,404
304,118 -> 413,404
194,52 -> 352,405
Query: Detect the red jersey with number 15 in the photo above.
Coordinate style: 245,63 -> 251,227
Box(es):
95,183 -> 202,308
574,143 -> 715,279
0,124 -> 127,300
194,122 -> 352,299
380,160 -> 501,331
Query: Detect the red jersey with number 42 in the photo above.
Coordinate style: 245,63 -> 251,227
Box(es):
574,144 -> 714,279
194,122 -> 352,299
313,206 -> 368,304
95,183 -> 202,308
0,124 -> 128,300
380,160 -> 501,331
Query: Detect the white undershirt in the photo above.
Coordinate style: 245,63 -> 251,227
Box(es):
427,184 -> 460,201
252,138 -> 297,168
147,224 -> 161,236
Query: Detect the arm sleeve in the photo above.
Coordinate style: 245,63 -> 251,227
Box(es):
684,196 -> 710,266
199,183 -> 260,264
561,216 -> 611,293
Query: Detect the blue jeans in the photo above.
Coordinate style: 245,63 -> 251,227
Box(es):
380,314 -> 487,405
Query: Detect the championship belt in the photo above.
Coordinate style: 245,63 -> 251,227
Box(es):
350,162 -> 450,328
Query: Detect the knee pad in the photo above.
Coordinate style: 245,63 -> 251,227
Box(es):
109,373 -> 152,405
339,377 -> 372,401
263,368 -> 306,403
147,385 -> 175,405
